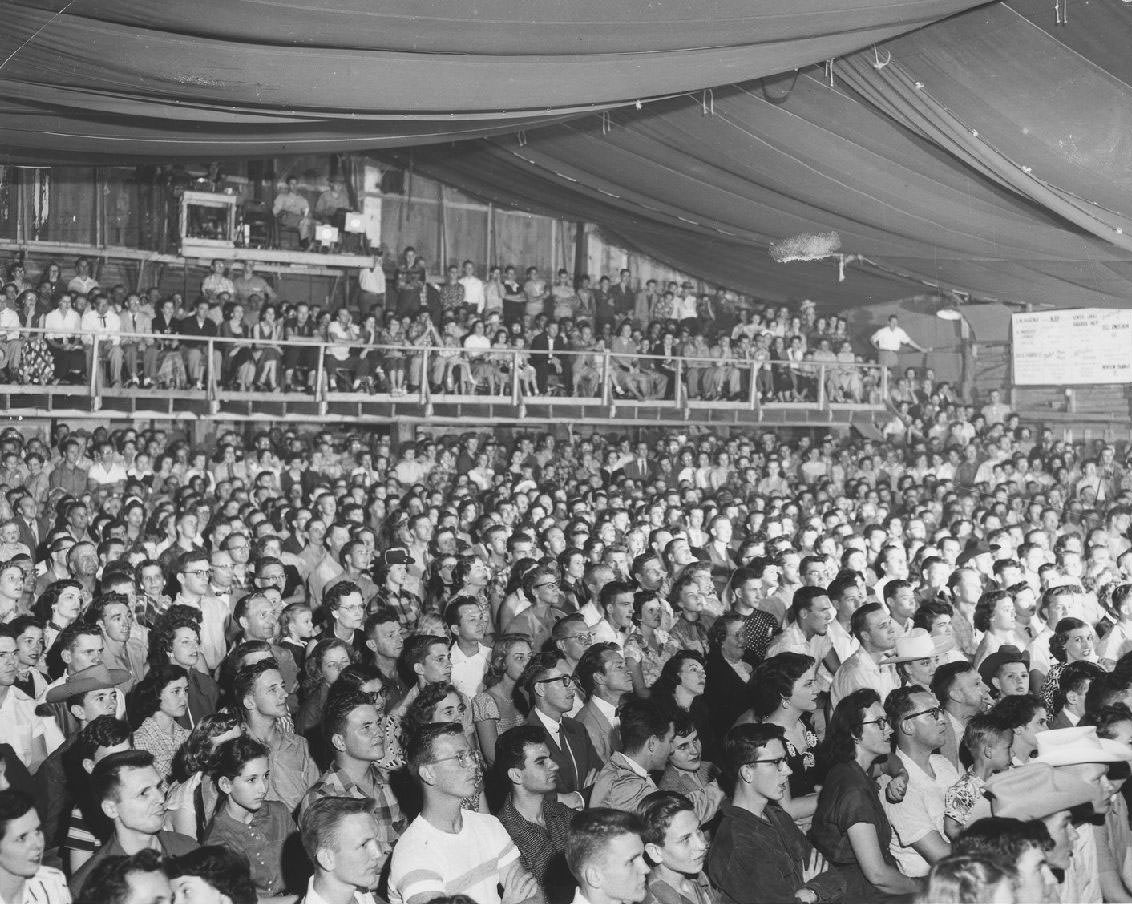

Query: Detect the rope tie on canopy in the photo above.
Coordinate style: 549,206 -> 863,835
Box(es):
872,47 -> 892,69
517,130 -> 527,147
601,111 -> 613,134
701,89 -> 715,115
826,59 -> 836,88
1055,0 -> 1068,25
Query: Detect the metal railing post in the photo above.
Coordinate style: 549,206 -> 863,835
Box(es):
817,364 -> 826,409
419,345 -> 431,404
89,333 -> 101,410
314,344 -> 326,401
674,357 -> 683,408
881,363 -> 889,400
749,360 -> 759,410
511,348 -> 521,405
206,338 -> 217,403
601,350 -> 612,406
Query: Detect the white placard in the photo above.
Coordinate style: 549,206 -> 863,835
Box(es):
1012,308 -> 1132,385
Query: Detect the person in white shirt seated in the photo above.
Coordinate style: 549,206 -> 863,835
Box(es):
564,808 -> 650,904
67,257 -> 99,297
80,294 -> 123,388
388,723 -> 539,904
44,293 -> 85,381
297,796 -> 388,904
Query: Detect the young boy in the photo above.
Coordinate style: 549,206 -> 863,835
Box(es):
278,602 -> 315,672
943,713 -> 1013,840
206,736 -> 296,896
658,714 -> 724,829
638,790 -> 713,904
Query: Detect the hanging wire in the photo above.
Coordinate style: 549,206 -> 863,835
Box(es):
762,70 -> 800,104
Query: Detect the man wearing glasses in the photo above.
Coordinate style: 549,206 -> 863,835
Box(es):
518,652 -> 600,807
880,685 -> 959,880
173,550 -> 229,673
709,723 -> 838,904
389,723 -> 539,904
508,567 -> 562,654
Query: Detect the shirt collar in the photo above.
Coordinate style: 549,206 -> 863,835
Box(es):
592,695 -> 619,725
534,707 -> 561,740
613,751 -> 650,778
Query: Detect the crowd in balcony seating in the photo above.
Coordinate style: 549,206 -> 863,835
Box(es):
0,254 -> 893,403
2,377 -> 1132,904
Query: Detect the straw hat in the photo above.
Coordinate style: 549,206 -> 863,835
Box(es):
1031,726 -> 1132,767
889,628 -> 955,663
985,763 -> 1103,820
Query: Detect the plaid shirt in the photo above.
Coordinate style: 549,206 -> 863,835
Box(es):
300,764 -> 406,851
374,586 -> 423,631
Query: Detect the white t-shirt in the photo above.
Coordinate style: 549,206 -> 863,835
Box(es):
0,686 -> 45,768
871,324 -> 913,352
459,275 -> 486,311
389,810 -> 521,904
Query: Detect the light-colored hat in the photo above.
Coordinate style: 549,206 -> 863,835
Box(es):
1031,726 -> 1132,767
985,763 -> 1104,820
889,628 -> 955,663
43,663 -> 131,705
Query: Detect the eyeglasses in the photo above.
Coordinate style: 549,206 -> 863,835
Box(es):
750,756 -> 790,770
535,580 -> 560,590
862,717 -> 889,729
566,633 -> 592,644
903,706 -> 943,722
430,749 -> 476,768
184,569 -> 212,577
535,675 -> 575,688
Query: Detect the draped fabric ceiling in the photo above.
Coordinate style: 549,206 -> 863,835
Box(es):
4,0 -> 1132,306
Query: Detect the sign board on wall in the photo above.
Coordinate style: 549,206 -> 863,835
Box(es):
1012,309 -> 1132,385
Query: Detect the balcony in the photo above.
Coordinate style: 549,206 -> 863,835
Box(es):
0,327 -> 890,429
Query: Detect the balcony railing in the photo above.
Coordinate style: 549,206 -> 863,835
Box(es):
0,326 -> 890,422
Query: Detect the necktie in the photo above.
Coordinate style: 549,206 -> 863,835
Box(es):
99,315 -> 106,328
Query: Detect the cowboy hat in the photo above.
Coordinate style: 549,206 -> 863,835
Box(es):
1031,726 -> 1132,767
985,762 -> 1104,820
978,645 -> 1030,687
43,663 -> 131,705
889,628 -> 955,663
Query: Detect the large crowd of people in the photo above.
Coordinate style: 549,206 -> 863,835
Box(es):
0,360 -> 1126,904
0,255 -> 894,403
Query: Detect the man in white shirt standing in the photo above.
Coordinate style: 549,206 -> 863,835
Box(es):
389,723 -> 539,904
80,294 -> 123,388
870,314 -> 928,373
67,257 -> 99,297
458,260 -> 485,315
298,797 -> 387,904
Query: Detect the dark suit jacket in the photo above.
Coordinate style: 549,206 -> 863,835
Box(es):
575,699 -> 620,764
704,648 -> 754,754
621,460 -> 652,483
181,668 -> 220,728
526,709 -> 602,797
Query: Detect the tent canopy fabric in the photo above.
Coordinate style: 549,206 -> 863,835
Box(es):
4,0 -> 1132,306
